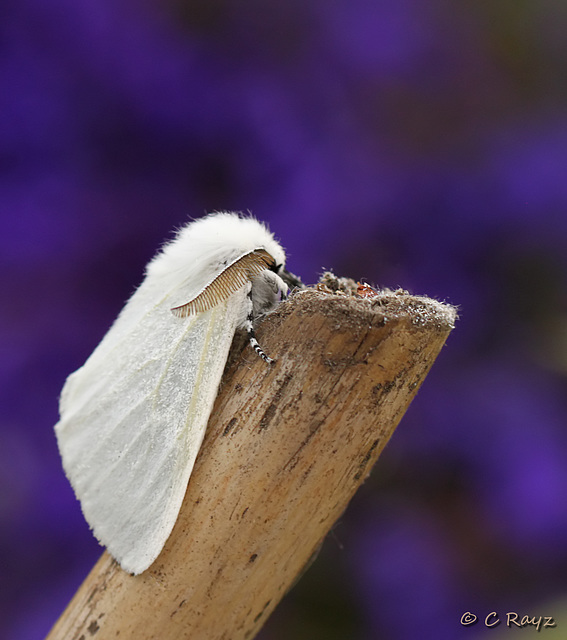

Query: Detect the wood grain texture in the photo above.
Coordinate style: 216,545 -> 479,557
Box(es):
47,283 -> 456,640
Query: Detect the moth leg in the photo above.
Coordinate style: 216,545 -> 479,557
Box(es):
245,285 -> 275,365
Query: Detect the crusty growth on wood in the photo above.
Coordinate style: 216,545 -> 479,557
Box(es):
47,277 -> 456,640
316,271 -> 458,330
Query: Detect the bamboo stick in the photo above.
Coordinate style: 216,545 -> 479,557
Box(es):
47,278 -> 456,640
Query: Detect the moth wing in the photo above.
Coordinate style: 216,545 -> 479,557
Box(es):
55,279 -> 246,574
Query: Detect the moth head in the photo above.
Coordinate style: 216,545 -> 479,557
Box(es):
276,265 -> 304,292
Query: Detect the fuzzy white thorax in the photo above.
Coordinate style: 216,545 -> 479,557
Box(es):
146,212 -> 286,304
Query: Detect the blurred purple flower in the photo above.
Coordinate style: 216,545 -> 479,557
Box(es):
2,0 -> 567,638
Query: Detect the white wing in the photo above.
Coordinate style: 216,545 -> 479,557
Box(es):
55,277 -> 246,574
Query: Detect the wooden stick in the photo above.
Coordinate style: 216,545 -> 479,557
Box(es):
47,280 -> 456,640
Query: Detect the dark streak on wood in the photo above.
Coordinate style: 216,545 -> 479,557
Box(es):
87,619 -> 99,635
253,600 -> 272,624
222,417 -> 237,437
282,420 -> 324,473
354,438 -> 381,481
258,373 -> 293,431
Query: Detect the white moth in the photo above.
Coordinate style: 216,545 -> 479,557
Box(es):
55,212 -> 300,574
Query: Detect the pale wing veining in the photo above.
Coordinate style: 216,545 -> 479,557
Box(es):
55,278 -> 246,574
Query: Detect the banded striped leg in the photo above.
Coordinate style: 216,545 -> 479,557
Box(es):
245,288 -> 275,364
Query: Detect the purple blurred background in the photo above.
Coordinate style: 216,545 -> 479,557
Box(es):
2,0 -> 567,638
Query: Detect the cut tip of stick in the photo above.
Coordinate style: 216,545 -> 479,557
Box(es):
297,272 -> 458,331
